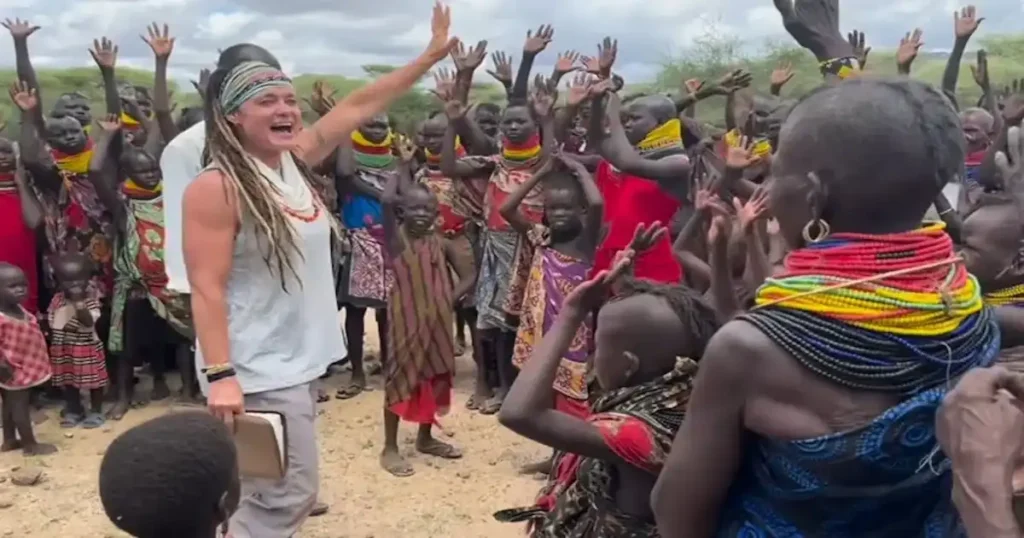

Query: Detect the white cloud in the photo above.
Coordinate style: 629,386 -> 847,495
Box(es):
196,12 -> 257,40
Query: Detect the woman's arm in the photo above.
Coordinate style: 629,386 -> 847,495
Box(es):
142,23 -> 179,143
706,204 -> 740,322
511,25 -> 552,101
499,305 -> 620,461
563,155 -> 604,253
380,164 -> 403,258
182,171 -> 237,372
293,2 -> 456,167
8,83 -> 61,193
89,37 -> 122,119
13,156 -> 43,230
445,242 -> 477,305
440,102 -> 495,179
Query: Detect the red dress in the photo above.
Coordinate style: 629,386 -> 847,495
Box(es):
0,308 -> 51,390
0,181 -> 39,312
592,160 -> 683,283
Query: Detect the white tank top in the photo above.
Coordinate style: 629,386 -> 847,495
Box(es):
196,177 -> 346,395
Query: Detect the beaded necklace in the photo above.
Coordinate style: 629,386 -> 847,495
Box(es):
743,223 -> 999,394
984,283 -> 1024,307
636,118 -> 683,158
351,129 -> 395,169
502,134 -> 541,168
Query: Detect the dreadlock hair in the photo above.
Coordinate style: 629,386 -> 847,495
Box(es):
99,412 -> 237,538
611,278 -> 721,358
203,65 -> 315,291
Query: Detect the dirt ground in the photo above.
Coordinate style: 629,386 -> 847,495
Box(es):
0,314 -> 548,538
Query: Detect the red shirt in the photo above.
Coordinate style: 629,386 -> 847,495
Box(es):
592,160 -> 682,284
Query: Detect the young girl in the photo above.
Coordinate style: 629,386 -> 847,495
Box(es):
48,252 -> 108,429
500,154 -> 604,420
379,141 -> 476,477
0,263 -> 56,455
88,115 -> 195,419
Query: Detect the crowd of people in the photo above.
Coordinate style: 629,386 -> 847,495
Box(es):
3,0 -> 1024,536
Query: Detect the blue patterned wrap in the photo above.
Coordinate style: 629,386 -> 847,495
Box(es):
716,387 -> 967,538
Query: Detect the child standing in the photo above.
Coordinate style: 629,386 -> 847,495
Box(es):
48,252 -> 108,429
500,154 -> 604,419
0,263 -> 56,455
380,141 -> 476,477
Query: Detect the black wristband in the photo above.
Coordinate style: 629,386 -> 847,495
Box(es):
206,368 -> 237,383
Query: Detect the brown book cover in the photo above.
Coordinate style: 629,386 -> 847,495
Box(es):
234,411 -> 288,480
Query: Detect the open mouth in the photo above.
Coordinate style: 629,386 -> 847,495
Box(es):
270,122 -> 294,135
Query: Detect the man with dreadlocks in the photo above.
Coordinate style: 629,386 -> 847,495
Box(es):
496,228 -> 720,537
584,71 -> 690,285
181,4 -> 457,535
651,75 -> 1011,538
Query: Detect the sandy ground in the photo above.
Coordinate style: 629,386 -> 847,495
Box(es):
0,313 -> 548,538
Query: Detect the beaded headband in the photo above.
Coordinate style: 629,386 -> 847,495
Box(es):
219,61 -> 292,115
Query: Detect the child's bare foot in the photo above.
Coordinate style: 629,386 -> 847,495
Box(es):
380,449 -> 415,477
0,440 -> 21,452
465,394 -> 480,410
454,340 -> 466,356
151,380 -> 171,401
106,401 -> 130,421
519,458 -> 552,475
22,442 -> 57,456
416,438 -> 463,459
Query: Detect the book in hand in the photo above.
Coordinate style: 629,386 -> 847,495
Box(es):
234,411 -> 288,480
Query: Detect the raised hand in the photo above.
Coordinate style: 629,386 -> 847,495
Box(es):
430,67 -> 456,102
0,113 -> 6,135
89,37 -> 119,70
141,22 -> 174,59
95,113 -> 122,133
530,74 -> 557,118
192,68 -> 211,101
487,51 -> 513,86
8,81 -> 38,111
970,49 -> 990,92
564,251 -> 633,312
847,30 -> 871,69
451,39 -> 488,72
734,186 -> 770,232
553,50 -> 581,78
566,72 -> 594,107
304,80 -> 336,117
770,62 -> 795,90
1,18 -> 40,40
954,5 -> 984,39
424,1 -> 459,62
694,186 -> 715,211
443,97 -> 470,120
523,24 -> 554,55
994,119 -> 1024,192
706,197 -> 733,245
581,37 -> 617,76
725,135 -> 762,170
395,135 -> 418,164
896,29 -> 924,72
772,0 -> 850,60
627,221 -> 668,254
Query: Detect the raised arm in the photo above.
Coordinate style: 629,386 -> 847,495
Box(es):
7,81 -> 60,193
141,22 -> 179,143
485,51 -> 514,98
532,75 -> 558,160
292,2 -> 457,168
511,25 -> 553,101
89,37 -> 122,119
942,7 -> 983,100
896,29 -> 924,76
440,97 -> 496,179
562,154 -> 603,253
598,91 -> 691,189
12,154 -> 43,230
2,19 -> 44,130
86,116 -> 127,229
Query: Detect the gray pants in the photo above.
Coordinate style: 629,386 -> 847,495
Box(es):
229,382 -> 319,538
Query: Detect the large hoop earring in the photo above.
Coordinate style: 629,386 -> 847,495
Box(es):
801,218 -> 831,243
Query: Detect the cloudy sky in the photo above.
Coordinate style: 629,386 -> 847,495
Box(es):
1,0 -> 1020,86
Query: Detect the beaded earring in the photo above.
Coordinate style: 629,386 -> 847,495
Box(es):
801,218 -> 831,243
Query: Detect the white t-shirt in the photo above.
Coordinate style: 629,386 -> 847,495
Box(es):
159,121 -> 206,294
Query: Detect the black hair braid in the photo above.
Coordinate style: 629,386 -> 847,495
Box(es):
611,278 -> 721,358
